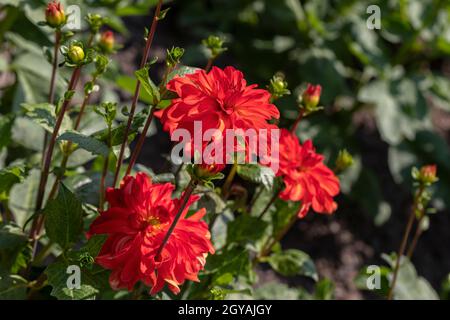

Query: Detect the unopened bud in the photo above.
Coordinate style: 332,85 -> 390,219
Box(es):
99,31 -> 115,53
268,73 -> 290,100
413,165 -> 438,185
68,45 -> 85,64
335,149 -> 354,172
45,1 -> 66,28
301,84 -> 322,112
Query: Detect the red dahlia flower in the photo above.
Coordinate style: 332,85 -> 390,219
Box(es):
155,66 -> 280,156
88,173 -> 215,295
277,129 -> 340,218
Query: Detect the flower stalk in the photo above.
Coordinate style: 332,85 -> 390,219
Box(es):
155,179 -> 198,258
113,0 -> 164,187
386,185 -> 423,300
29,66 -> 82,244
41,30 -> 62,165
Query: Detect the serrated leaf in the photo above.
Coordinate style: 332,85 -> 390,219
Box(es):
44,183 -> 83,250
57,131 -> 109,157
264,249 -> 318,280
22,103 -> 72,133
45,260 -> 99,300
236,164 -> 275,189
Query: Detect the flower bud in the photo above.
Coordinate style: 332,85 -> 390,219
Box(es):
302,84 -> 322,111
414,165 -> 438,185
68,45 -> 85,64
45,1 -> 66,28
202,35 -> 227,59
99,31 -> 115,53
166,46 -> 185,68
268,73 -> 290,100
335,149 -> 354,172
194,163 -> 226,180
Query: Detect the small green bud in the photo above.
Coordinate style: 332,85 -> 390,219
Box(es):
86,13 -> 105,33
335,149 -> 354,172
166,47 -> 185,68
268,73 -> 290,100
202,35 -> 227,59
68,45 -> 85,64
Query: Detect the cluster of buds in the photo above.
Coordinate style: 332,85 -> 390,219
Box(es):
335,149 -> 354,173
268,73 -> 290,101
299,84 -> 323,115
202,35 -> 228,59
166,47 -> 185,69
45,1 -> 66,29
412,165 -> 439,186
86,13 -> 106,34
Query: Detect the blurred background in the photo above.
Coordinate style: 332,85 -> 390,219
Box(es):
1,0 -> 450,299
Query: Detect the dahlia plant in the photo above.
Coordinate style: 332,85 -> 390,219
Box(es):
0,1 -> 442,301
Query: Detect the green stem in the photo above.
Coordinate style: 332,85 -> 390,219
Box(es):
258,189 -> 280,219
222,162 -> 238,198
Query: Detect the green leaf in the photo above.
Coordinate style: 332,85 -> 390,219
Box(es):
441,273 -> 450,300
253,282 -> 301,300
264,249 -> 318,280
0,223 -> 30,274
0,114 -> 14,151
57,131 -> 109,158
354,265 -> 391,297
0,273 -> 28,299
236,164 -> 275,189
22,103 -> 72,133
207,247 -> 254,285
45,260 -> 99,300
0,165 -> 27,198
226,214 -> 268,245
165,65 -> 200,85
135,67 -> 160,104
271,199 -> 300,234
115,75 -> 154,105
44,183 -> 83,250
382,253 -> 439,300
314,278 -> 335,300
9,168 -> 52,228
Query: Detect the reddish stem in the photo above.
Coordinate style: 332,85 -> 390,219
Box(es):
113,0 -> 164,186
290,110 -> 304,134
156,180 -> 197,258
41,30 -> 61,164
29,67 -> 82,243
387,185 -> 424,300
126,108 -> 155,175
